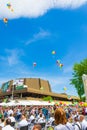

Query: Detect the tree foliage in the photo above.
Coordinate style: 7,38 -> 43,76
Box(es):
70,59 -> 87,100
42,96 -> 53,101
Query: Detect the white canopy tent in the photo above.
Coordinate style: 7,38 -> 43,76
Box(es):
0,102 -> 7,106
0,100 -> 52,106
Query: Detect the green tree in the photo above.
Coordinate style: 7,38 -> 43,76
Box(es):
42,96 -> 53,101
70,59 -> 87,100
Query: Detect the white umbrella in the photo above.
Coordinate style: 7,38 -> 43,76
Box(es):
0,102 -> 7,106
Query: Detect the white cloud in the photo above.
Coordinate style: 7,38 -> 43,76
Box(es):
0,0 -> 87,19
0,49 -> 24,66
26,29 -> 50,45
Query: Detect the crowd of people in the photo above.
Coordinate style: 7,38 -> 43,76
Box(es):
0,103 -> 86,130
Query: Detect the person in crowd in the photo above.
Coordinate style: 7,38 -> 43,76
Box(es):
3,109 -> 8,118
8,114 -> 16,127
85,107 -> 87,116
2,118 -> 14,130
35,107 -> 38,118
73,115 -> 81,130
8,114 -> 16,123
54,107 -> 74,130
0,118 -> 5,128
47,113 -> 54,126
17,114 -> 28,130
8,108 -> 13,116
0,110 -> 3,119
16,109 -> 22,121
65,108 -> 70,120
29,113 -> 35,123
42,107 -> 49,120
38,113 -> 46,123
82,107 -> 85,115
32,124 -> 42,130
79,115 -> 87,130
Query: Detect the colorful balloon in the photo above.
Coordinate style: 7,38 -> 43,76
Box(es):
7,3 -> 11,9
59,101 -> 62,105
7,3 -> 14,12
56,60 -> 60,64
3,18 -> 8,24
63,87 -> 67,91
52,50 -> 56,55
56,60 -> 63,68
59,63 -> 63,67
33,62 -> 37,67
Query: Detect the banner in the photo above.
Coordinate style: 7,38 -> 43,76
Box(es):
1,81 -> 10,92
13,78 -> 24,86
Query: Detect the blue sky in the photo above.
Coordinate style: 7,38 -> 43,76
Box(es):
0,0 -> 87,96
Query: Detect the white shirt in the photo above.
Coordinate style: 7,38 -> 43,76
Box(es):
74,122 -> 81,130
17,119 -> 28,128
8,116 -> 16,122
54,124 -> 68,130
48,117 -> 54,124
2,125 -> 14,130
85,108 -> 87,113
8,109 -> 13,116
0,122 -> 4,128
29,115 -> 34,122
81,119 -> 87,130
38,117 -> 45,123
37,114 -> 44,119
54,122 -> 74,130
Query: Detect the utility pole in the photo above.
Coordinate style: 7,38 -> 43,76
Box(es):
12,85 -> 14,100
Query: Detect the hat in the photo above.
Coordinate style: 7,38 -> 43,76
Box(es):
73,115 -> 79,120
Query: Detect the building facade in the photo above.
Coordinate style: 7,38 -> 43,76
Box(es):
0,78 -> 79,101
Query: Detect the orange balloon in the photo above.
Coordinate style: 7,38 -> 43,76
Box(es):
3,18 -> 8,23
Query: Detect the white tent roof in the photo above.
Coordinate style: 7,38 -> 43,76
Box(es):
0,100 -> 52,106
